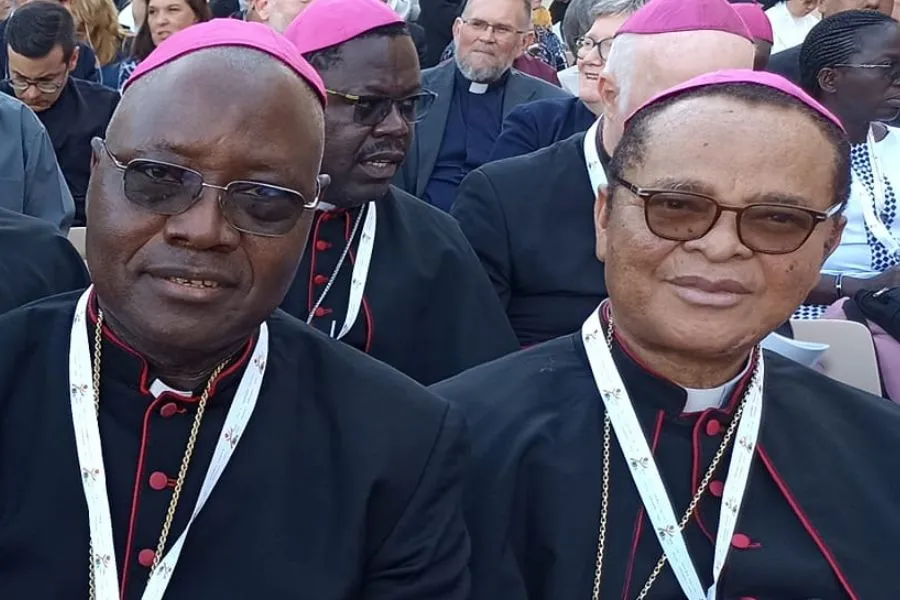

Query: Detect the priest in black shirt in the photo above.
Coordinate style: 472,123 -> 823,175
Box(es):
434,70 -> 900,599
451,0 -> 755,346
281,0 -> 519,385
0,20 -> 469,600
2,1 -> 120,226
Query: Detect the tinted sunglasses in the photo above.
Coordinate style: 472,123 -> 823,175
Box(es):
326,89 -> 438,126
615,176 -> 842,255
100,139 -> 319,237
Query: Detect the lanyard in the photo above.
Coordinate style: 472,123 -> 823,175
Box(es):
69,286 -> 270,600
581,308 -> 764,600
583,119 -> 608,196
855,127 -> 899,258
309,202 -> 376,340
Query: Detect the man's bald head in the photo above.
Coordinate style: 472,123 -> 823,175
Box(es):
87,45 -> 328,364
598,30 -> 754,152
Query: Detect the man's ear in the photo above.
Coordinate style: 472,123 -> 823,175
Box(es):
595,185 -> 611,262
253,0 -> 271,22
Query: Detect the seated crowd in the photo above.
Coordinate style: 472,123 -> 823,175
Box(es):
2,0 -> 900,597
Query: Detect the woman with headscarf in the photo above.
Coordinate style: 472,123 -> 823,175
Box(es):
793,10 -> 900,318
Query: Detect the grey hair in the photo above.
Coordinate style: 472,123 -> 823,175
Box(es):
460,0 -> 531,29
587,0 -> 647,20
561,0 -> 646,55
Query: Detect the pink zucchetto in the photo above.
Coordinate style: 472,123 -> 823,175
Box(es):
625,69 -> 846,131
284,0 -> 404,55
617,0 -> 753,41
123,20 -> 326,105
732,2 -> 774,43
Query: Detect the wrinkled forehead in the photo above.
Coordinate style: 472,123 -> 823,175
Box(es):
109,49 -> 325,188
629,96 -> 837,206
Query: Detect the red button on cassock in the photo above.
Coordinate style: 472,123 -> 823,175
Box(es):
709,480 -> 724,497
138,549 -> 156,567
160,402 -> 178,418
148,471 -> 168,491
313,274 -> 329,285
315,240 -> 331,251
731,533 -> 753,549
705,420 -> 722,436
314,307 -> 331,318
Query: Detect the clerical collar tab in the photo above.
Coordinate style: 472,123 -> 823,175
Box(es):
469,82 -> 489,94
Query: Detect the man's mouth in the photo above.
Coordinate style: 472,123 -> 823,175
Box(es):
164,276 -> 221,289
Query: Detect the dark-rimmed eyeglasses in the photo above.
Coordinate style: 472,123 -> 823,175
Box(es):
833,63 -> 900,85
575,36 -> 613,61
100,139 -> 319,237
459,17 -> 530,38
4,69 -> 68,94
325,89 -> 437,126
614,176 -> 843,255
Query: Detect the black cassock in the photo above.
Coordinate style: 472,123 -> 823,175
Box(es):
0,206 -> 89,314
432,330 -> 900,599
281,186 -> 519,384
0,292 -> 470,599
451,131 -> 607,346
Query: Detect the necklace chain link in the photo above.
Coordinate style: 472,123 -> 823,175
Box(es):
88,310 -> 227,599
591,311 -> 752,600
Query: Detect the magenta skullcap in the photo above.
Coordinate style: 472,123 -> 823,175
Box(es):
617,0 -> 753,41
732,2 -> 774,44
124,20 -> 326,105
284,0 -> 404,55
625,69 -> 845,131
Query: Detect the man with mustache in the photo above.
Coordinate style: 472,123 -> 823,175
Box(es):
0,20 -> 470,599
281,0 -> 518,385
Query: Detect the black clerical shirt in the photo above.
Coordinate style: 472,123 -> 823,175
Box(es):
0,77 -> 119,226
432,330 -> 900,599
0,291 -> 471,599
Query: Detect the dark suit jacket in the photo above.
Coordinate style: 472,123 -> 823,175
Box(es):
396,60 -> 571,199
767,44 -> 801,85
489,95 -> 596,162
451,132 -> 606,346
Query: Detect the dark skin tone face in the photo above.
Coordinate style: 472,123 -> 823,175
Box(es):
87,49 -> 326,388
819,22 -> 900,140
318,33 -> 420,208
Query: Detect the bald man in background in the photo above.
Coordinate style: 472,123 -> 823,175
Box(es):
451,0 -> 754,346
251,0 -> 314,30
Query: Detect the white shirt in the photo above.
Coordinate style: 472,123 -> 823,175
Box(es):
766,2 -> 820,53
823,126 -> 900,278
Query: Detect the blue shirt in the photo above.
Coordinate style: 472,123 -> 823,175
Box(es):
424,69 -> 508,212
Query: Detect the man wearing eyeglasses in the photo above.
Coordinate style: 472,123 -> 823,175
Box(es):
0,20 -> 471,599
452,0 -> 755,347
281,0 -> 518,385
436,68 -> 900,600
394,0 -> 569,213
1,1 -> 119,227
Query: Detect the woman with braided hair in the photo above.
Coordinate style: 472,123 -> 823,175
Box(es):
793,9 -> 900,318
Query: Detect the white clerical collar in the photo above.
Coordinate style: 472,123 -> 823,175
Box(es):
468,81 -> 489,94
149,379 -> 192,399
681,359 -> 752,413
583,118 -> 608,195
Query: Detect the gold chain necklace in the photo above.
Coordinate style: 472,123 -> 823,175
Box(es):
88,310 -> 228,599
591,313 -> 751,600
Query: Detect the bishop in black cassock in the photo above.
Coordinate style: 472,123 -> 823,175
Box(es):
433,70 -> 900,599
281,0 -> 519,385
0,20 -> 470,599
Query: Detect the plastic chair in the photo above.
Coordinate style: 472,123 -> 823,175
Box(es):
68,226 -> 87,259
790,319 -> 882,395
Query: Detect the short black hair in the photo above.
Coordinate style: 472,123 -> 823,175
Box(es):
6,0 -> 77,62
609,82 -> 852,210
304,23 -> 412,73
799,10 -> 898,99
